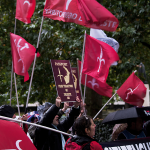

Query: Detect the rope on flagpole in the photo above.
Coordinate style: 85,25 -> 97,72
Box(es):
0,115 -> 73,137
25,16 -> 44,113
93,92 -> 117,120
79,30 -> 86,114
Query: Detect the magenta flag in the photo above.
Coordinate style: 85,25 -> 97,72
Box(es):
43,0 -> 119,31
82,34 -> 119,83
10,33 -> 40,82
15,0 -> 36,24
117,72 -> 146,107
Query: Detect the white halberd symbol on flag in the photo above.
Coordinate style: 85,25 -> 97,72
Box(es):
88,78 -> 99,90
14,38 -> 29,74
23,0 -> 30,6
4,140 -> 22,150
126,84 -> 140,99
66,0 -> 72,10
97,46 -> 105,72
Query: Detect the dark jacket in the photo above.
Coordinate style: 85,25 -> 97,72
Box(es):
34,104 -> 80,150
117,128 -> 146,140
65,135 -> 103,150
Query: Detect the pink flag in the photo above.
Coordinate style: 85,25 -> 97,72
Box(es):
10,33 -> 40,82
82,34 -> 119,83
78,60 -> 112,98
43,0 -> 119,31
15,0 -> 36,24
117,72 -> 147,107
0,119 -> 37,149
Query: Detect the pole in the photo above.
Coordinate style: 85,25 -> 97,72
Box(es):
0,115 -> 73,137
25,16 -> 44,113
93,92 -> 117,120
10,18 -> 17,105
14,73 -> 21,117
76,58 -> 83,101
79,31 -> 86,107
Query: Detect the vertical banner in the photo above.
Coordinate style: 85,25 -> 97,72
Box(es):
51,60 -> 76,102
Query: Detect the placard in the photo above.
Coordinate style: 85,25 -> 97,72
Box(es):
51,59 -> 76,102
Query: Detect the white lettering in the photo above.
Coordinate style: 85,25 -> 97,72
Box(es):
126,145 -> 136,150
44,9 -> 78,20
78,16 -> 82,21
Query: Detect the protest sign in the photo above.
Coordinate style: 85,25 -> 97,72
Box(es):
51,60 -> 76,102
100,137 -> 150,150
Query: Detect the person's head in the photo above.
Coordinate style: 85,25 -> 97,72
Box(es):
127,117 -> 143,132
52,115 -> 59,126
0,105 -> 16,118
74,115 -> 96,138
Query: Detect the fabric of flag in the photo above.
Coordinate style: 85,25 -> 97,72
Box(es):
10,33 -> 40,82
15,0 -> 36,24
90,28 -> 119,66
78,60 -> 112,98
27,111 -> 41,122
117,72 -> 147,107
82,34 -> 119,83
0,119 -> 37,149
43,0 -> 119,32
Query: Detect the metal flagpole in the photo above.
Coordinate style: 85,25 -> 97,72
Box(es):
10,18 -> 17,106
25,16 -> 44,113
14,73 -> 21,117
79,31 -> 86,110
10,18 -> 21,118
93,70 -> 137,120
93,92 -> 117,120
76,58 -> 83,101
0,115 -> 73,137
83,74 -> 87,115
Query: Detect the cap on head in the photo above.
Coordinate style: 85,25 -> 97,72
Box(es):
0,105 -> 15,118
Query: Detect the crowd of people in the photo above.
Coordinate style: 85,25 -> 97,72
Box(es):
0,97 -> 150,150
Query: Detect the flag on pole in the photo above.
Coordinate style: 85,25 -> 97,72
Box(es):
90,28 -> 119,65
82,34 -> 119,83
117,72 -> 147,107
0,119 -> 37,149
43,0 -> 119,32
10,33 -> 40,82
78,60 -> 112,98
15,0 -> 36,24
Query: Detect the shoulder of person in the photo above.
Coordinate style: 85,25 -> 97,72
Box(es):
90,141 -> 103,150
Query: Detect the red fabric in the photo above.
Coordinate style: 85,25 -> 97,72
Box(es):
90,141 -> 103,150
82,34 -> 119,83
10,33 -> 40,82
15,0 -> 36,24
43,0 -> 119,32
117,72 -> 147,107
23,124 -> 28,134
0,119 -> 36,149
78,60 -> 112,98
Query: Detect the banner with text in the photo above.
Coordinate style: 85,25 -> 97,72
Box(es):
100,137 -> 150,150
51,59 -> 76,102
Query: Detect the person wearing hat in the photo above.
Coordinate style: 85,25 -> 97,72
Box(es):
34,96 -> 80,150
0,105 -> 16,118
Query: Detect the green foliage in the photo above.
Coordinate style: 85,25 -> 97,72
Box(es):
94,119 -> 114,142
1,0 -> 150,109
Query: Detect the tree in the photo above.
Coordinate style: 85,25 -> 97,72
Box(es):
1,0 -> 150,116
